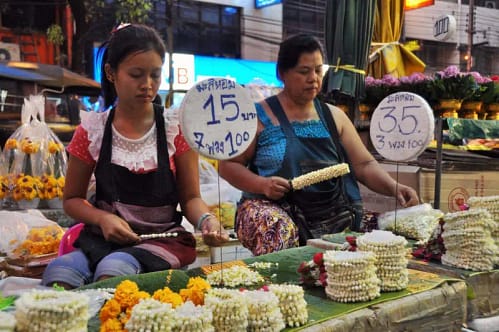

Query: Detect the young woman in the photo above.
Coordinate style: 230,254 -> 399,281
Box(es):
219,34 -> 419,256
42,24 -> 228,289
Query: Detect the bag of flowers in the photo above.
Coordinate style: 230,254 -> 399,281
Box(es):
1,95 -> 67,210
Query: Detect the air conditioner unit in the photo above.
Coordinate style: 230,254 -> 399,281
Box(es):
484,0 -> 497,9
0,42 -> 21,61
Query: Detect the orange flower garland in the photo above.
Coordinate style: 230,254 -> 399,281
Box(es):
100,274 -> 212,331
11,224 -> 63,258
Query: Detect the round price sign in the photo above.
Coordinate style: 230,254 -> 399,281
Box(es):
179,78 -> 257,160
369,92 -> 434,162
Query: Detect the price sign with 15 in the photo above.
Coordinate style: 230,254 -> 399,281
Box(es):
179,78 -> 257,160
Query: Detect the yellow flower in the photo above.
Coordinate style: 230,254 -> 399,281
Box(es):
0,176 -> 8,200
100,317 -> 124,332
99,298 -> 122,322
20,137 -> 40,154
187,276 -> 211,291
40,174 -> 65,199
5,138 -> 18,150
48,141 -> 63,154
13,174 -> 41,201
152,287 -> 183,308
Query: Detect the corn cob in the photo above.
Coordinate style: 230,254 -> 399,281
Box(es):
290,163 -> 350,190
323,250 -> 381,303
268,284 -> 308,327
14,289 -> 89,332
243,290 -> 285,332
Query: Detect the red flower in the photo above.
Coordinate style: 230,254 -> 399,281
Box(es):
297,262 -> 310,274
313,252 -> 324,265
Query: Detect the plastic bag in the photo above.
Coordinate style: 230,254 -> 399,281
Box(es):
377,203 -> 444,243
0,210 -> 64,259
199,158 -> 241,228
1,95 -> 68,208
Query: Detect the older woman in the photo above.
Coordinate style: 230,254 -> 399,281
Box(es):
219,34 -> 418,256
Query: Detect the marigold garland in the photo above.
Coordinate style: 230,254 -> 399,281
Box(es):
100,275 -> 213,331
11,224 -> 63,258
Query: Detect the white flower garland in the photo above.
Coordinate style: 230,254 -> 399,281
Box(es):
14,289 -> 89,332
268,284 -> 308,327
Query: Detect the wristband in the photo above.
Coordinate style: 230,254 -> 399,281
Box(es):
197,212 -> 215,231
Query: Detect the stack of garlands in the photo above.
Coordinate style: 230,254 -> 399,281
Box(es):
40,141 -> 65,200
99,275 -> 211,332
297,236 -> 357,288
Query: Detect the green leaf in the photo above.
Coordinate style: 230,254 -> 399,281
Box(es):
0,295 -> 16,310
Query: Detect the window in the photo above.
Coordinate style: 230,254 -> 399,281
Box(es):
172,0 -> 241,58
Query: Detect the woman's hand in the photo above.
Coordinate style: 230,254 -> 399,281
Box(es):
262,176 -> 291,200
199,215 -> 229,247
396,184 -> 420,208
98,214 -> 141,245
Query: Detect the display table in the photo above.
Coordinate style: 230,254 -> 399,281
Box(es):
309,238 -> 499,321
408,259 -> 499,320
81,246 -> 467,332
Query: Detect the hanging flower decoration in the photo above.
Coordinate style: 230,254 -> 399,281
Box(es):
4,138 -> 18,173
41,140 -> 66,200
20,137 -> 40,176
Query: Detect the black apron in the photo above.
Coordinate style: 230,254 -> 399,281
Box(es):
74,104 -> 195,271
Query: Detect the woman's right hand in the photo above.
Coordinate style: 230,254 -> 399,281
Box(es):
262,176 -> 291,200
98,214 -> 141,245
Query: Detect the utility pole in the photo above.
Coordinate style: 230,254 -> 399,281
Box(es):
166,0 -> 174,107
467,0 -> 474,71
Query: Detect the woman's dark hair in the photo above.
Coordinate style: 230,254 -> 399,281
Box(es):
276,34 -> 324,81
98,24 -> 166,109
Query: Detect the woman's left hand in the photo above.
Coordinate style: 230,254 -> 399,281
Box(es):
396,185 -> 420,208
200,215 -> 230,246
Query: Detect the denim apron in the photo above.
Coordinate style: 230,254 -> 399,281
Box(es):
265,96 -> 361,244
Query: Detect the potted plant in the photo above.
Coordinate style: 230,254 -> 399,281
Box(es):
461,72 -> 492,119
429,66 -> 479,118
480,75 -> 499,120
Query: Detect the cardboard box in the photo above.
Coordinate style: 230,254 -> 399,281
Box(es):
420,169 -> 499,213
359,163 -> 499,213
359,163 -> 421,213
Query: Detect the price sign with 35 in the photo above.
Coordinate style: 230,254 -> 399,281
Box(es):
179,78 -> 257,160
369,92 -> 434,162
